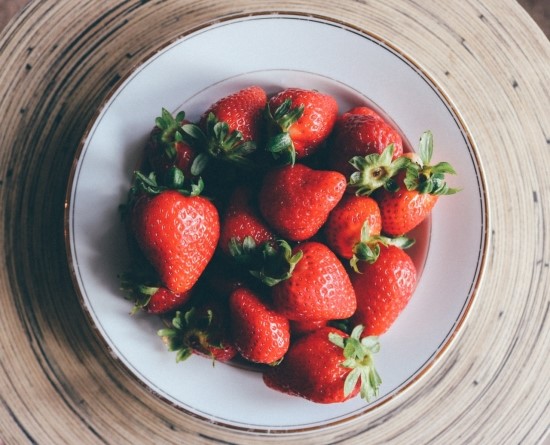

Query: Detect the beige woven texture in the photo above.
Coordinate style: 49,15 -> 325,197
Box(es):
0,1 -> 549,443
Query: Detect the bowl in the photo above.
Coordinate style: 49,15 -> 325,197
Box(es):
65,12 -> 488,433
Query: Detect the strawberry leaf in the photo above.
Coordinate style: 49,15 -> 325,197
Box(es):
348,144 -> 410,196
329,325 -> 381,402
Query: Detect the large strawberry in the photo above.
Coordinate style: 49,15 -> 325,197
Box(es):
218,185 -> 275,256
130,171 -> 219,294
375,130 -> 459,236
229,287 -> 290,364
265,88 -> 338,164
263,325 -> 381,403
158,300 -> 237,363
145,108 -> 199,179
193,85 -> 267,169
328,107 -> 403,178
259,163 -> 346,241
350,245 -> 417,336
271,241 -> 356,321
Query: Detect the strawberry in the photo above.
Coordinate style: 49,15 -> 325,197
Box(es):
145,108 -> 199,179
265,88 -> 338,164
350,245 -> 417,336
259,163 -> 346,241
194,85 -> 267,168
375,130 -> 459,236
324,194 -> 382,260
130,171 -> 219,294
328,108 -> 403,178
290,319 -> 327,337
324,194 -> 414,270
158,301 -> 237,363
122,278 -> 193,315
263,325 -> 381,403
218,186 -> 275,256
271,241 -> 356,321
229,287 -> 290,364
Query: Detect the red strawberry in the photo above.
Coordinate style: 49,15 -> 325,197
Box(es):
324,194 -> 382,259
375,130 -> 459,236
272,241 -> 356,321
197,85 -> 267,167
145,108 -> 198,179
229,287 -> 290,364
328,108 -> 403,178
131,174 -> 220,294
259,164 -> 346,241
218,186 -> 275,256
263,325 -> 381,403
158,301 -> 237,363
123,280 -> 193,315
265,88 -> 338,164
350,245 -> 417,336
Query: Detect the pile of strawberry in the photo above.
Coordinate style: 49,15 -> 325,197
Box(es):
120,85 -> 458,404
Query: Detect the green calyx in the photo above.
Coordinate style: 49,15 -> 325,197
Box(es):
348,144 -> 410,196
132,167 -> 204,197
350,221 -> 415,273
158,308 -> 223,364
328,325 -> 382,402
154,108 -> 193,161
229,237 -> 303,287
188,112 -> 256,169
119,271 -> 160,314
403,130 -> 460,195
264,99 -> 305,165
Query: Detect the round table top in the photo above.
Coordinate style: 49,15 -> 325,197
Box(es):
0,1 -> 549,443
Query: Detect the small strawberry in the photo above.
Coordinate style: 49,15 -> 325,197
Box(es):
324,194 -> 382,259
229,287 -> 290,364
145,108 -> 199,179
121,274 -> 193,315
130,170 -> 220,294
328,108 -> 403,177
263,325 -> 381,404
259,163 -> 346,241
324,194 -> 414,271
158,301 -> 237,363
290,319 -> 327,337
265,88 -> 338,164
193,85 -> 267,169
218,186 -> 275,256
271,241 -> 356,321
375,130 -> 459,236
350,245 -> 417,336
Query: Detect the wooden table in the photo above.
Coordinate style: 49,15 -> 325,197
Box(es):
1,1 -> 549,443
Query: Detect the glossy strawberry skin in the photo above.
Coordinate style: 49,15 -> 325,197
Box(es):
328,110 -> 403,177
146,287 -> 193,314
267,88 -> 338,158
350,245 -> 417,336
263,326 -> 359,403
131,190 -> 220,294
200,85 -> 267,142
376,187 -> 438,236
272,242 -> 356,321
324,194 -> 382,259
259,164 -> 346,241
229,287 -> 290,364
146,129 -> 197,179
218,186 -> 274,255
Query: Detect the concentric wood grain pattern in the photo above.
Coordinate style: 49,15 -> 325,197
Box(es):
0,1 -> 548,443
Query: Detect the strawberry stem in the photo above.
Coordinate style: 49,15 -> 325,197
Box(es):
264,99 -> 304,165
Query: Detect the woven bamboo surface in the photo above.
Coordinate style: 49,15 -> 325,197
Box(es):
0,1 -> 549,443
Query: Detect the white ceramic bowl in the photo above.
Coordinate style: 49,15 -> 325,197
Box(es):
65,12 -> 488,433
